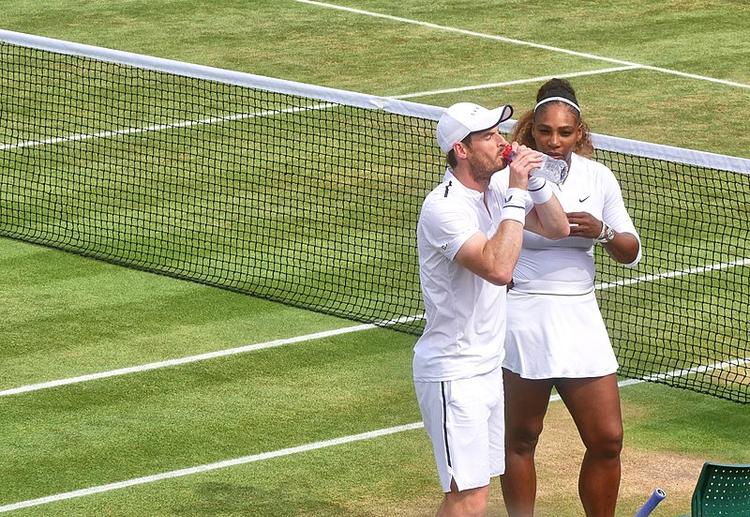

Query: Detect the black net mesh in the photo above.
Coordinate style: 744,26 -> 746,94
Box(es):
1,41 -> 748,402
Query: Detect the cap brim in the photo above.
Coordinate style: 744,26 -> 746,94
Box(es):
469,104 -> 514,134
437,103 -> 514,153
490,104 -> 514,127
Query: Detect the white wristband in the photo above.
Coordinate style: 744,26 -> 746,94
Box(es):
501,187 -> 528,225
527,176 -> 553,204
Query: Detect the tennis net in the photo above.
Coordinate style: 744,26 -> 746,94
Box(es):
1,30 -> 749,402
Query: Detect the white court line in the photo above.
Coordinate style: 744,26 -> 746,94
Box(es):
0,66 -> 636,152
637,357 -> 750,383
2,257 -> 748,397
0,103 -> 335,152
595,257 -> 750,290
2,356 -> 746,513
293,0 -> 750,90
0,314 -> 422,397
0,422 -> 424,513
391,66 -> 641,99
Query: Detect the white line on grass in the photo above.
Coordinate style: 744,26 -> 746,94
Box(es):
2,257 -> 747,397
0,104 -> 335,152
292,0 -> 750,90
0,314 -> 423,397
2,356 -> 746,513
594,257 -> 750,290
0,422 -> 424,513
391,66 -> 641,99
636,357 -> 750,383
1,64 -> 633,152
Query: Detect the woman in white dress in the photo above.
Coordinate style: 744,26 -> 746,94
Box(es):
500,79 -> 642,517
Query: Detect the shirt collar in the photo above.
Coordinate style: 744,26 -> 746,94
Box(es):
443,168 -> 484,201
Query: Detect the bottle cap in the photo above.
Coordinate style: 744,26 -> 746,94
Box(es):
501,144 -> 514,161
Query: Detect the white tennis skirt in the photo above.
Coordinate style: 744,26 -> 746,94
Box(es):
503,290 -> 618,379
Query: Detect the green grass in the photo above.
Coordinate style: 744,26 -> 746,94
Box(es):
1,1 -> 749,515
623,382 -> 750,460
3,0 -> 749,156
0,240 -> 358,388
3,40 -> 748,382
0,327 -> 419,501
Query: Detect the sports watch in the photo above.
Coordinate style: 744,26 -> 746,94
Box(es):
595,222 -> 616,244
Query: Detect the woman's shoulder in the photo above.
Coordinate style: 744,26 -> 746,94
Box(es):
572,152 -> 610,172
571,153 -> 618,183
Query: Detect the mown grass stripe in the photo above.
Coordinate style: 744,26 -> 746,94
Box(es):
0,315 -> 422,397
292,0 -> 750,90
0,423 -> 424,513
3,257 -> 747,398
3,355 -> 745,513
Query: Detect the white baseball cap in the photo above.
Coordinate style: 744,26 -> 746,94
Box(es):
436,102 -> 513,153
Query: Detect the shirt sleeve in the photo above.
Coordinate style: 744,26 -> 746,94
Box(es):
420,196 -> 480,261
600,166 -> 642,267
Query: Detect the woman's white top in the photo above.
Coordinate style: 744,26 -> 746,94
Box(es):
503,153 -> 641,378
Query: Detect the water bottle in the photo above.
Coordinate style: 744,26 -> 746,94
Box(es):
501,145 -> 569,185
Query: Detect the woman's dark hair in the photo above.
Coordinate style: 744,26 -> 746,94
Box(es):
511,78 -> 594,158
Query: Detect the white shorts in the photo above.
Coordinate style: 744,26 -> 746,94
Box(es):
503,290 -> 618,379
414,366 -> 504,492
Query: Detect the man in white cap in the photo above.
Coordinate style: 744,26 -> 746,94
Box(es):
413,102 -> 569,516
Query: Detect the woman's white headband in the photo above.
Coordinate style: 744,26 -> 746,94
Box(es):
534,96 -> 580,113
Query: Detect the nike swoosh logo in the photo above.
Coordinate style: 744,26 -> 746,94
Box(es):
579,195 -> 590,202
505,195 -> 513,203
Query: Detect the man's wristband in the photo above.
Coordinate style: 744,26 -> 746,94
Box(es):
527,177 -> 553,204
501,187 -> 528,225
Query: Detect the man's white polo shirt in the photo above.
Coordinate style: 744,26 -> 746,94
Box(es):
413,169 -> 510,382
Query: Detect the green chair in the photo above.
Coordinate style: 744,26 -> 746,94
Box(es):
690,462 -> 750,516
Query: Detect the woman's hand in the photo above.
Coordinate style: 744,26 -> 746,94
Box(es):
566,211 -> 603,238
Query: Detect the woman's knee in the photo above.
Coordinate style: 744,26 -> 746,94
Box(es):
585,426 -> 623,459
506,422 -> 544,454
